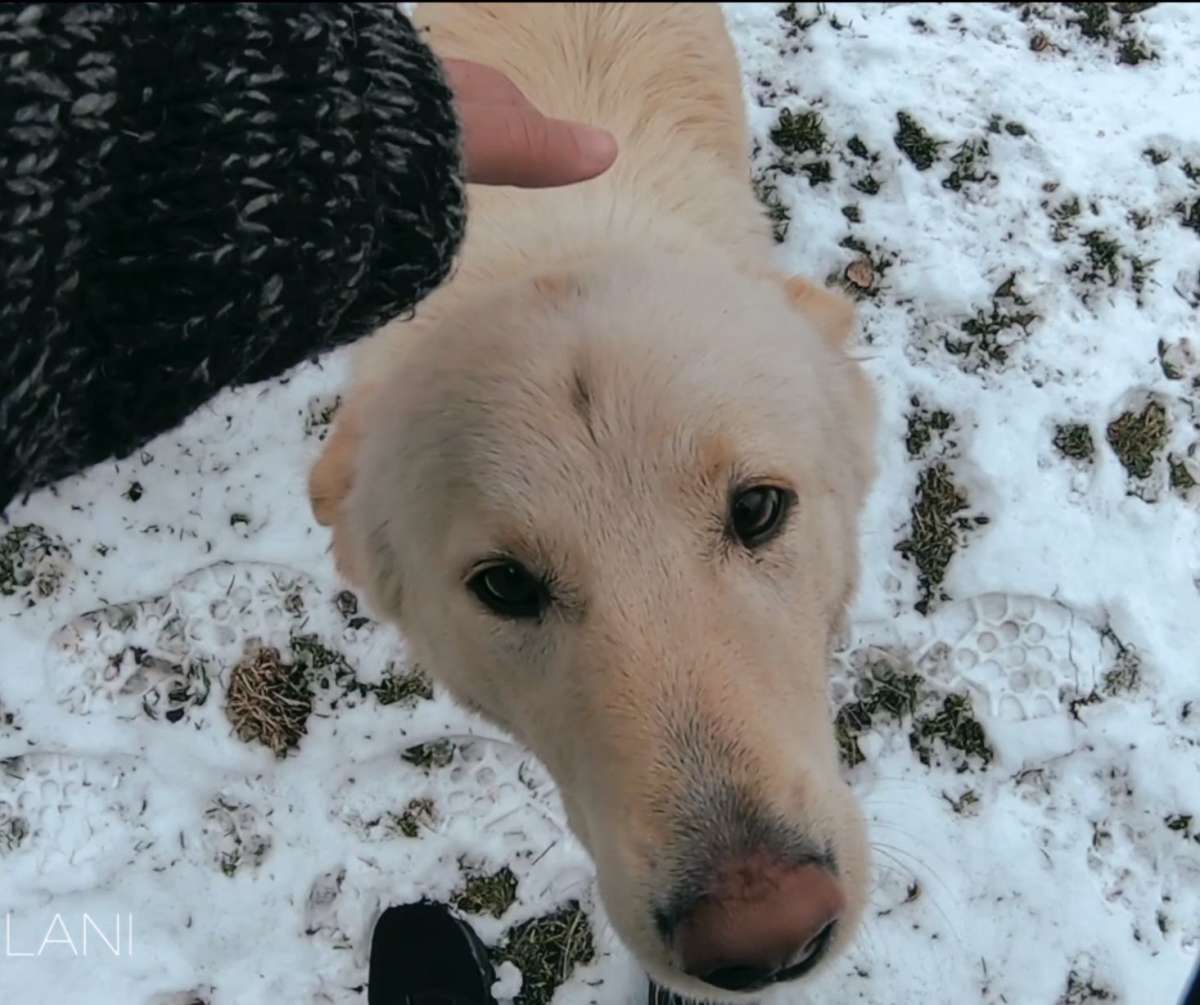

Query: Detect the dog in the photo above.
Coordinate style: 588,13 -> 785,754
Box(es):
310,3 -> 878,999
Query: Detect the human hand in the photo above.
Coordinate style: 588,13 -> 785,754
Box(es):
442,58 -> 618,188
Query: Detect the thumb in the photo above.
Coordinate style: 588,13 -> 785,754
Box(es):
458,102 -> 617,188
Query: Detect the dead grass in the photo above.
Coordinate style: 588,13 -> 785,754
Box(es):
225,646 -> 313,758
491,902 -> 596,1005
1106,400 -> 1168,480
894,111 -> 943,171
374,664 -> 434,706
453,865 -> 519,918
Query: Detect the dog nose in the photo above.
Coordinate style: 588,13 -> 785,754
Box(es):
673,861 -> 844,991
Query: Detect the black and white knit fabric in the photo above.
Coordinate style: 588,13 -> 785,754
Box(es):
0,2 -> 466,512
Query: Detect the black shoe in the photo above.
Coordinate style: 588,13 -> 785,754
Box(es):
368,901 -> 499,1005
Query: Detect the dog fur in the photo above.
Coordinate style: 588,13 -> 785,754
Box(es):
310,3 -> 878,998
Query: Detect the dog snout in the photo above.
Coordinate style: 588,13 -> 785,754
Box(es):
668,858 -> 845,992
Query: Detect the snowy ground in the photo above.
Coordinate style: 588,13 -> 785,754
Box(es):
2,3 -> 1199,1004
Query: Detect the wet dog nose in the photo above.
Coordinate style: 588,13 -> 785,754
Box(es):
673,861 -> 844,991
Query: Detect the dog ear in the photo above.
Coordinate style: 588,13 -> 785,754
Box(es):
782,276 -> 857,350
308,386 -> 377,586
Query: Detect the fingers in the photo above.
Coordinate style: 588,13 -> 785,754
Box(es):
440,58 -> 525,107
441,57 -> 618,188
457,101 -> 618,188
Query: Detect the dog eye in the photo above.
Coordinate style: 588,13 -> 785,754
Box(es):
730,486 -> 791,548
468,561 -> 546,619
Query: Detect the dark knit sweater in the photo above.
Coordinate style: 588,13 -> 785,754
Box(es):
0,2 -> 465,513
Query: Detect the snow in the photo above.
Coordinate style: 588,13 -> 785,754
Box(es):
2,3 -> 1198,1004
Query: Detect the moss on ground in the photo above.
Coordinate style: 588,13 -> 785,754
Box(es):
1054,423 -> 1096,462
454,866 -> 519,918
1106,401 -> 1168,480
894,112 -> 943,171
491,902 -> 595,1005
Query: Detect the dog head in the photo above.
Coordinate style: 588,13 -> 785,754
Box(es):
311,247 -> 877,999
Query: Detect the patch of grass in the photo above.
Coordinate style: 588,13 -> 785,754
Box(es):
1100,627 -> 1142,696
0,814 -> 30,854
1169,455 -> 1197,491
1059,963 -> 1117,1004
842,205 -> 862,223
1080,231 -> 1123,285
389,798 -> 435,839
800,160 -> 832,186
1054,423 -> 1095,462
454,866 -> 519,918
896,464 -> 974,613
290,633 -> 363,700
942,789 -> 981,815
1164,813 -> 1193,836
374,664 -> 434,706
847,135 -> 871,159
905,401 -> 955,459
1143,147 -> 1170,166
894,111 -> 943,171
1106,401 -> 1168,480
225,646 -> 312,758
1066,2 -> 1113,41
946,289 -> 1038,370
771,107 -> 827,157
835,661 -> 924,768
943,139 -> 996,192
1176,197 -> 1200,235
0,524 -> 69,603
752,172 -> 790,244
911,693 -> 994,769
1118,34 -> 1155,64
1050,196 -> 1082,242
491,902 -> 595,1005
401,739 -> 457,770
204,795 -> 272,877
779,2 -> 820,34
852,173 -> 882,196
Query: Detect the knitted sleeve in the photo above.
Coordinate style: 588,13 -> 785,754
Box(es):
0,2 -> 466,510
